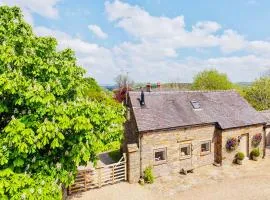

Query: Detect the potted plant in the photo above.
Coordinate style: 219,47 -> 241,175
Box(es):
226,137 -> 239,152
252,133 -> 262,147
143,166 -> 154,184
250,148 -> 260,161
235,152 -> 245,165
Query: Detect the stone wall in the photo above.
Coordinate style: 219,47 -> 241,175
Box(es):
265,126 -> 270,146
123,102 -> 139,153
140,125 -> 216,177
221,124 -> 264,165
127,144 -> 140,183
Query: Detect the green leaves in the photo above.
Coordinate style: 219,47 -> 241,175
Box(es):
0,5 -> 125,199
72,116 -> 93,132
244,77 -> 270,111
0,169 -> 62,200
13,158 -> 24,167
192,69 -> 233,91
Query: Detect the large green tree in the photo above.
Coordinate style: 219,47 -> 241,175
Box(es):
0,6 -> 125,199
244,77 -> 270,111
192,69 -> 233,90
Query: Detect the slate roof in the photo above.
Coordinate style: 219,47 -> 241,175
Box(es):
129,90 -> 266,132
260,110 -> 270,126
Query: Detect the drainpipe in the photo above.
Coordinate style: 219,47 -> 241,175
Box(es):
263,126 -> 266,159
139,133 -> 143,177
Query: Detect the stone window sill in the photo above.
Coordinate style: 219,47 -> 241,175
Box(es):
200,151 -> 211,156
180,156 -> 191,160
154,160 -> 167,166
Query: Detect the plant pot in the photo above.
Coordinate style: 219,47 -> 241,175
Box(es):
236,159 -> 243,165
253,156 -> 259,161
139,178 -> 145,185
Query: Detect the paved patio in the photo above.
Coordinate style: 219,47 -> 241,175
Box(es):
69,158 -> 270,200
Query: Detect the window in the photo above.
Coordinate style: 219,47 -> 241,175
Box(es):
201,141 -> 211,155
180,144 -> 191,159
154,148 -> 167,164
190,100 -> 201,109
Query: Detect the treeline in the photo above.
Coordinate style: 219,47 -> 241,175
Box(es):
191,69 -> 270,111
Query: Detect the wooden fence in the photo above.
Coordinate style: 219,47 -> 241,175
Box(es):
68,154 -> 127,195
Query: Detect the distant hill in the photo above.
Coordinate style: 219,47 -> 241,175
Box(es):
236,82 -> 252,87
132,82 -> 192,91
101,82 -> 252,92
101,85 -> 117,91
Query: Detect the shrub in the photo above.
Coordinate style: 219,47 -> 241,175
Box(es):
144,166 -> 154,184
226,137 -> 239,151
251,148 -> 260,157
235,152 -> 245,160
252,133 -> 262,147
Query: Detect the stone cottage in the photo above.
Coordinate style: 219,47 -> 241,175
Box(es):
124,90 -> 267,183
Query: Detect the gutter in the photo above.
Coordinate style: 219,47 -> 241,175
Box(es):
138,122 -> 217,134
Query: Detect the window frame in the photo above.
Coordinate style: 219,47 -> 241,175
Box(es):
153,148 -> 167,165
200,140 -> 211,156
179,143 -> 192,160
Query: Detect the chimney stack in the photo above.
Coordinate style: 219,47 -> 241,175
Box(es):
140,90 -> 145,106
157,82 -> 161,90
146,83 -> 151,92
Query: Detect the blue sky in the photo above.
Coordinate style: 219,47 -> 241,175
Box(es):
1,0 -> 270,84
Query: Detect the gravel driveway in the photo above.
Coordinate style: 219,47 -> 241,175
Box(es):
69,158 -> 270,200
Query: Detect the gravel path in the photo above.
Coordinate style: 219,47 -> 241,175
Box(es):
69,158 -> 270,200
69,182 -> 162,200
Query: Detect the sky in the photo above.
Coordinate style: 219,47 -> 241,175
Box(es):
1,0 -> 270,84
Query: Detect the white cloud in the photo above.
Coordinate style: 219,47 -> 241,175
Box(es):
0,0 -> 60,24
105,0 -> 246,54
2,0 -> 269,84
192,21 -> 222,35
247,0 -> 258,5
34,26 -> 121,84
247,41 -> 270,56
88,25 -> 108,39
24,0 -> 270,84
219,30 -> 246,53
34,25 -> 270,84
103,0 -> 270,83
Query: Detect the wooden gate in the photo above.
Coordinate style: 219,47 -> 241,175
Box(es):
68,155 -> 126,195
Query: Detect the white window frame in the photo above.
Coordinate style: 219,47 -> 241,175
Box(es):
153,148 -> 167,165
200,140 -> 211,155
179,143 -> 192,160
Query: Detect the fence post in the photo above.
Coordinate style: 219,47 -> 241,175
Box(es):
84,170 -> 87,191
67,186 -> 71,196
123,153 -> 127,181
112,165 -> 115,184
97,167 -> 102,188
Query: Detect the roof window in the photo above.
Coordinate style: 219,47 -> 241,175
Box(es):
191,100 -> 201,109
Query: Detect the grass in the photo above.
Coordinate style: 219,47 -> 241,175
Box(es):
108,149 -> 122,162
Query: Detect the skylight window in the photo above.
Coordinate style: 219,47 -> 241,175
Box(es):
191,100 -> 201,109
